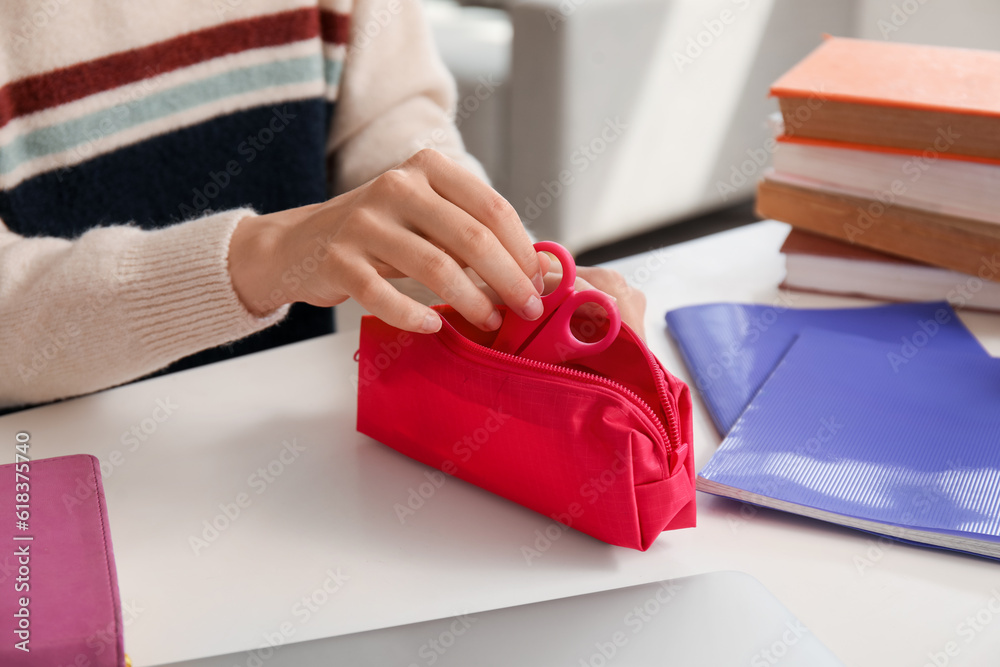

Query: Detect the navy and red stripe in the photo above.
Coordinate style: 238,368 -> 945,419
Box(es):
0,8 -> 349,131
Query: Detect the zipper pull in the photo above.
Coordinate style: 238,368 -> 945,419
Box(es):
669,442 -> 689,475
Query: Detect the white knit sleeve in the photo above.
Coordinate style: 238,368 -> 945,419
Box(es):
327,0 -> 489,193
0,210 -> 289,409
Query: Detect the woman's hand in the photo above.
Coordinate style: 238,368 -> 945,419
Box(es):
574,266 -> 647,341
228,149 -> 545,334
472,258 -> 648,341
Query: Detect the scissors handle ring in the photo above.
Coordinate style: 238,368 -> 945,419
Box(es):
491,241 -> 577,354
520,289 -> 622,364
533,240 -> 577,307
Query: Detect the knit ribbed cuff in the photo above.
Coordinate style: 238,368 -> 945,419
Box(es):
117,209 -> 290,369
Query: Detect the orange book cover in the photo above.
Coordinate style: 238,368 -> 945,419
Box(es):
770,36 -> 1000,118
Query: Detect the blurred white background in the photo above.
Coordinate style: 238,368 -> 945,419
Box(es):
424,0 -> 1000,252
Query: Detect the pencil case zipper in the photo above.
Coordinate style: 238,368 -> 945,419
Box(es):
436,319 -> 683,474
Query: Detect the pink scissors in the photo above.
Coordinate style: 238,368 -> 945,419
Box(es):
492,241 -> 622,364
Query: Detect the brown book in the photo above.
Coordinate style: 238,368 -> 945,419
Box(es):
756,177 -> 1000,280
771,37 -> 1000,160
781,227 -> 915,264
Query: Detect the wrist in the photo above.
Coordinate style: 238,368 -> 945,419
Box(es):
229,212 -> 288,317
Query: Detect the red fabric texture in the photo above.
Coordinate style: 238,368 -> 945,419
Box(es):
357,306 -> 695,551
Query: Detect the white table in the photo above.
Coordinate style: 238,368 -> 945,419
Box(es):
6,220 -> 1000,667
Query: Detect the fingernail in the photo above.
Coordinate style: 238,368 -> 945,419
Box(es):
524,295 -> 543,320
486,310 -> 503,330
422,313 -> 441,333
532,271 -> 544,293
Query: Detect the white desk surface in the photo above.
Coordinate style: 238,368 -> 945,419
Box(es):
6,220 -> 1000,667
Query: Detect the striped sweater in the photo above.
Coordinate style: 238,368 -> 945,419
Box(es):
0,0 -> 484,409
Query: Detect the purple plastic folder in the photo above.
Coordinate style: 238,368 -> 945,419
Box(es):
697,328 -> 1000,559
664,301 -> 986,435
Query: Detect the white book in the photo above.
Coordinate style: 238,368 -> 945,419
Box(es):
770,136 -> 1000,225
781,229 -> 1000,313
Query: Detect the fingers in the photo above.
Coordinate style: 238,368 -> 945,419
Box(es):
575,266 -> 647,340
368,225 -> 504,331
404,149 -> 545,296
392,171 -> 543,321
575,266 -> 630,301
537,251 -> 552,278
282,150 -> 566,335
342,261 -> 443,334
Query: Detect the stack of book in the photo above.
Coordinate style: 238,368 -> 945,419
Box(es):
757,36 -> 1000,310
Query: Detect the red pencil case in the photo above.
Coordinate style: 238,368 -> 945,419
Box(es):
356,305 -> 695,550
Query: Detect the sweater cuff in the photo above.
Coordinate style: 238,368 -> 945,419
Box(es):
117,209 -> 290,368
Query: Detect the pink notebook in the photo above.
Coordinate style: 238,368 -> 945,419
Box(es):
1,453 -> 125,667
